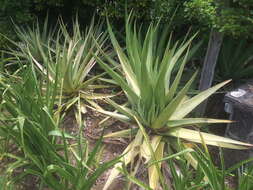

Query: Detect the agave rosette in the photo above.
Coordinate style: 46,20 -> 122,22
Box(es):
94,15 -> 253,190
16,18 -> 115,114
33,18 -> 108,95
7,16 -> 55,63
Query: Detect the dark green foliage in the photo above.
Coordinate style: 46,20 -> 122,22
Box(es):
82,0 -> 253,38
0,0 -> 94,48
0,0 -> 34,48
83,0 -> 178,20
83,0 -> 153,19
83,0 -> 189,31
216,38 -> 253,81
184,0 -> 253,37
0,0 -> 34,23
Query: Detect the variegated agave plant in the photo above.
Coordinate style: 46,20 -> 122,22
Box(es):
10,15 -> 55,63
94,15 -> 253,190
11,17 -> 113,115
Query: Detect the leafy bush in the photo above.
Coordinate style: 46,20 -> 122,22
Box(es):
184,0 -> 253,37
7,17 -> 111,116
93,15 -> 253,189
216,38 -> 253,82
0,64 -> 119,189
10,16 -> 55,62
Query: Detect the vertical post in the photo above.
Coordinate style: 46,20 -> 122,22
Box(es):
197,30 -> 224,116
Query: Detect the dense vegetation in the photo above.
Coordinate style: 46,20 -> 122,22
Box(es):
1,1 -> 253,189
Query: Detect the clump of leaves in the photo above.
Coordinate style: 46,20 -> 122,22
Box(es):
216,38 -> 253,82
0,65 -> 120,190
94,14 -> 253,189
5,16 -> 55,63
6,17 -> 113,116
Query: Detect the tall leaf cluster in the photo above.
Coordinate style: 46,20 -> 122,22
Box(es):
94,15 -> 253,190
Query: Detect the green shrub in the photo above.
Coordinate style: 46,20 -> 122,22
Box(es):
93,15 -> 253,189
184,0 -> 253,37
0,64 -> 120,189
7,17 -> 112,116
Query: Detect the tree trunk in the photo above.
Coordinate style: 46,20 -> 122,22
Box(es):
197,30 -> 224,116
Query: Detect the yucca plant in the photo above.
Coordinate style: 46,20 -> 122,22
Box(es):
0,65 -> 120,190
8,17 -> 113,114
93,15 -> 253,190
28,17 -> 104,94
7,16 -> 55,63
217,38 -> 253,82
49,18 -> 109,96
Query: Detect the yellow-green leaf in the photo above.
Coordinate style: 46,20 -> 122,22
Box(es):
166,128 -> 253,149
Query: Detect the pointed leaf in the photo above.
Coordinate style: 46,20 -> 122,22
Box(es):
170,80 -> 231,120
165,128 -> 253,149
166,118 -> 232,128
104,128 -> 138,138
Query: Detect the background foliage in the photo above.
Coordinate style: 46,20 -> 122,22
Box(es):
1,0 -> 253,49
184,0 -> 253,37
